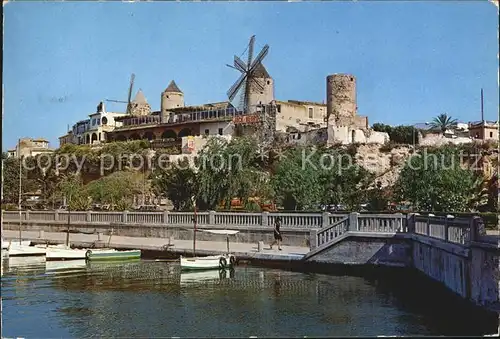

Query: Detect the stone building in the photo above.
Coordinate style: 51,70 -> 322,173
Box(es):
7,138 -> 54,158
274,100 -> 327,132
469,121 -> 499,141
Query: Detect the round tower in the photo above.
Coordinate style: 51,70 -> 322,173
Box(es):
248,64 -> 274,110
161,80 -> 184,114
326,74 -> 357,126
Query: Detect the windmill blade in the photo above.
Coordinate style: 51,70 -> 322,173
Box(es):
240,81 -> 248,111
246,35 -> 255,71
126,73 -> 135,114
233,56 -> 247,73
226,64 -> 240,71
227,72 -> 247,101
243,76 -> 252,112
249,45 -> 269,72
250,77 -> 265,91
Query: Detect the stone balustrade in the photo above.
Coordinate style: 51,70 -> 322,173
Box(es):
1,210 -> 347,229
412,214 -> 473,245
309,212 -> 481,251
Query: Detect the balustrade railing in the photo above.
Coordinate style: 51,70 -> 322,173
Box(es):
412,214 -> 472,245
2,210 -> 334,229
358,214 -> 406,233
314,217 -> 349,249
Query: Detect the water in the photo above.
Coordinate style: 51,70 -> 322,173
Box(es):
1,257 -> 497,337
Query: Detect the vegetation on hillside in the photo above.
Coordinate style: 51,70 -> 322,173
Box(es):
1,114 -> 497,213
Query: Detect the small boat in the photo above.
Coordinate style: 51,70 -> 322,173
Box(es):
7,241 -> 47,257
84,249 -> 141,261
44,246 -> 93,261
180,253 -> 236,271
180,199 -> 238,271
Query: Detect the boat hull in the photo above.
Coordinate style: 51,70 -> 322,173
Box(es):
180,254 -> 236,271
45,247 -> 89,261
85,249 -> 141,261
7,244 -> 46,257
46,259 -> 87,271
3,240 -> 31,249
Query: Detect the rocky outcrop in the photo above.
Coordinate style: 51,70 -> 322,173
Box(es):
353,144 -> 413,188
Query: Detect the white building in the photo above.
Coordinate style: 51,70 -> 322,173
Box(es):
59,102 -> 127,147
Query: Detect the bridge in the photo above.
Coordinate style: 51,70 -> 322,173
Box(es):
2,210 -> 499,314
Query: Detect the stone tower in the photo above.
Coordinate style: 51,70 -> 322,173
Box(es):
129,89 -> 151,116
247,64 -> 274,111
326,74 -> 357,126
161,80 -> 184,114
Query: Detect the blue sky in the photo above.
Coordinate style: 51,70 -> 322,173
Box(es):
3,1 -> 499,150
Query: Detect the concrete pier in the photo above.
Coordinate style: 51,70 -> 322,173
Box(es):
1,230 -> 309,263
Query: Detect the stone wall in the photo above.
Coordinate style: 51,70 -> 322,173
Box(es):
420,133 -> 472,146
3,220 -> 310,247
130,102 -> 151,116
412,236 -> 500,309
275,100 -> 327,132
306,236 -> 412,267
327,125 -> 389,145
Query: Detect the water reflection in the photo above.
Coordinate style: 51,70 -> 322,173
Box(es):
1,260 -> 498,338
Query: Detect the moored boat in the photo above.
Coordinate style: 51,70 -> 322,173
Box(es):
84,249 -> 141,261
180,253 -> 236,271
7,241 -> 47,257
45,246 -> 92,261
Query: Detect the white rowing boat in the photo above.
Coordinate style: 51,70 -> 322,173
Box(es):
180,253 -> 236,271
34,244 -> 118,261
7,241 -> 47,257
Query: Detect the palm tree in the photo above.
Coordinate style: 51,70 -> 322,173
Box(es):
430,113 -> 458,134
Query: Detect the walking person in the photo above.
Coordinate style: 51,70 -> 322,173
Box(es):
270,216 -> 282,251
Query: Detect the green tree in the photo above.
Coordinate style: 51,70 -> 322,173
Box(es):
85,171 -> 144,210
270,146 -> 371,211
57,173 -> 90,211
429,113 -> 458,134
394,147 -> 477,212
195,136 -> 263,210
24,154 -> 61,208
318,148 -> 373,210
367,182 -> 390,211
271,146 -> 323,210
2,156 -> 37,205
151,158 -> 198,211
372,123 -> 419,144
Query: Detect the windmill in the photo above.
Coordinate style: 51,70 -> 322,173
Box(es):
226,35 -> 269,113
105,73 -> 135,114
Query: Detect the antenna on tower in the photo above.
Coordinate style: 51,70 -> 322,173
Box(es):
481,88 -> 484,122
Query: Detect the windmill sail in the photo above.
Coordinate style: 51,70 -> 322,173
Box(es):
226,35 -> 270,113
